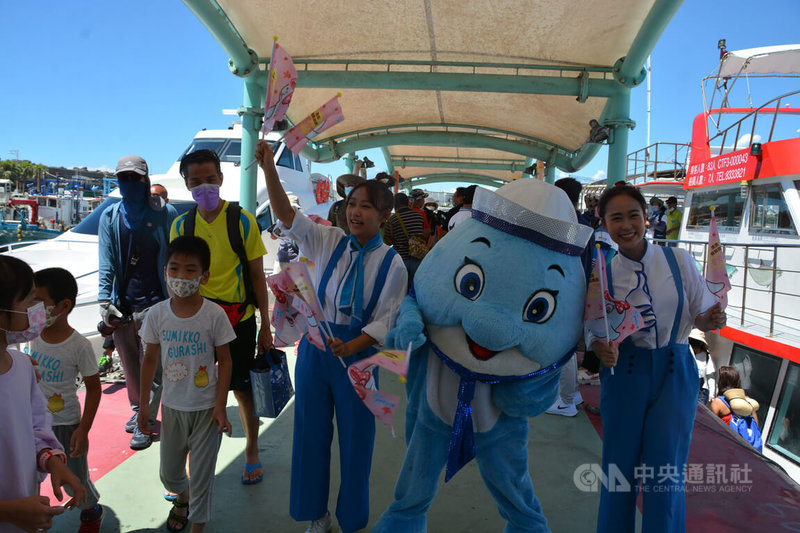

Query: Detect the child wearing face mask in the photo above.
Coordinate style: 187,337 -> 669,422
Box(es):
138,236 -> 236,533
29,268 -> 104,529
0,256 -> 87,533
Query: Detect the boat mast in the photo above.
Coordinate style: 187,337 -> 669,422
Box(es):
647,56 -> 651,149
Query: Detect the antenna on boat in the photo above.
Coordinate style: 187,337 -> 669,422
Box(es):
646,56 -> 651,152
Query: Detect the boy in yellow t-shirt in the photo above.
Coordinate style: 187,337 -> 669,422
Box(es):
170,149 -> 272,485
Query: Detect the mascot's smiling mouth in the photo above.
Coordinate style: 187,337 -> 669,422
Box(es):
466,334 -> 499,360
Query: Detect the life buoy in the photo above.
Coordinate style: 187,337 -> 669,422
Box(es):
315,179 -> 330,204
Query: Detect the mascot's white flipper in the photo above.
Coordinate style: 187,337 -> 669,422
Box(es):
372,180 -> 592,533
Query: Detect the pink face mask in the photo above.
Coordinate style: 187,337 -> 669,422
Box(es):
191,184 -> 221,211
1,302 -> 46,343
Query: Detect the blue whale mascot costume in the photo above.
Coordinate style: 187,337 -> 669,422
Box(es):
372,180 -> 593,533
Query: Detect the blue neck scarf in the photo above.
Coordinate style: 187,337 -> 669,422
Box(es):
429,336 -> 574,482
338,232 -> 383,328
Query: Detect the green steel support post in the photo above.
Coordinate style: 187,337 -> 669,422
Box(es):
605,93 -> 633,186
239,73 -> 265,214
344,153 -> 356,174
381,147 -> 395,174
545,150 -> 558,184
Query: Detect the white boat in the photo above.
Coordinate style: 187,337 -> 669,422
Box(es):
628,45 -> 800,483
1,124 -> 335,341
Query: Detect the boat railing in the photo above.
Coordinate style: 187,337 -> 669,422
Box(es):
677,239 -> 800,338
625,142 -> 689,185
708,89 -> 800,156
0,238 -> 91,253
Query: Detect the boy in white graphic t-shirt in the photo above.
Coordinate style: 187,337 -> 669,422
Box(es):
139,236 -> 236,533
32,267 -> 104,530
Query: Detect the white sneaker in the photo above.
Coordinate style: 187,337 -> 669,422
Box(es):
545,400 -> 578,417
574,391 -> 583,405
305,511 -> 332,533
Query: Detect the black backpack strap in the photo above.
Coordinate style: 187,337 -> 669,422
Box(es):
184,206 -> 197,236
226,203 -> 256,311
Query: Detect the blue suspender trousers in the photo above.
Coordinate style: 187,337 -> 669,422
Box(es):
289,237 -> 397,533
597,246 -> 700,533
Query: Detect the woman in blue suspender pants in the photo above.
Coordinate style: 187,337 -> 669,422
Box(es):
256,142 -> 407,533
591,186 -> 726,533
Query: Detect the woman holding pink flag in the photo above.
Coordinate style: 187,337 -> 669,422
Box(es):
591,185 -> 726,533
255,141 -> 407,533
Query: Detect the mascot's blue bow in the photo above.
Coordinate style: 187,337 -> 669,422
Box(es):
429,336 -> 574,481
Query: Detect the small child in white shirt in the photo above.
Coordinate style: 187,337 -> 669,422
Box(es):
32,267 -> 103,529
138,236 -> 236,533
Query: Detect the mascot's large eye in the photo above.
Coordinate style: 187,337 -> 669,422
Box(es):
454,259 -> 484,301
523,290 -> 558,323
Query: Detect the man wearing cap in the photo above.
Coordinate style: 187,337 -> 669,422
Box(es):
98,155 -> 178,450
409,190 -> 432,241
665,196 -> 683,246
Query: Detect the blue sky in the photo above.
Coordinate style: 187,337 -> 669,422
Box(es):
1,1 -> 798,191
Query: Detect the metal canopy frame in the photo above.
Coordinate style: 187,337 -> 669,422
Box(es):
181,0 -> 684,212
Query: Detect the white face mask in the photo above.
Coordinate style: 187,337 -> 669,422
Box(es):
167,276 -> 201,298
44,305 -> 61,328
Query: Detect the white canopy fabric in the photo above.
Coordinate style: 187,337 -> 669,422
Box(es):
214,0 -> 661,183
719,45 -> 800,77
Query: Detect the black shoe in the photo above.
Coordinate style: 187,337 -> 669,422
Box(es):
124,413 -> 137,434
130,427 -> 152,450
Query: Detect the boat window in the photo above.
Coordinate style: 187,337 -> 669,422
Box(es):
256,205 -> 274,232
277,145 -> 295,169
686,189 -> 744,232
729,345 -> 782,430
178,139 -> 226,161
294,155 -> 303,172
767,362 -> 800,463
220,140 -> 241,165
749,185 -> 797,235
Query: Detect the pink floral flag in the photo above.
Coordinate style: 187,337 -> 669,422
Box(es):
284,94 -> 345,155
262,40 -> 297,133
584,245 -> 644,347
705,207 -> 731,309
345,343 -> 411,435
266,265 -> 329,351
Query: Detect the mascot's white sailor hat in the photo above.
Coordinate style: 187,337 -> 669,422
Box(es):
471,180 -> 593,256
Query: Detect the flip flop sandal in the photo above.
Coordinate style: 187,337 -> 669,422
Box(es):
241,462 -> 263,485
167,500 -> 189,532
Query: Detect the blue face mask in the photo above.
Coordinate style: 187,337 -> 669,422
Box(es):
118,180 -> 149,230
119,180 -> 148,203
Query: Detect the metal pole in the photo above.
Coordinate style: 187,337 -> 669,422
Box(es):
770,247 -> 778,336
239,73 -> 265,214
741,245 -> 749,326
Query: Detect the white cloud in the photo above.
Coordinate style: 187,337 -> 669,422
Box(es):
591,169 -> 606,182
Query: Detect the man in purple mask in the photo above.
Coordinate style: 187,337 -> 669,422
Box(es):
170,149 -> 273,485
99,155 -> 178,450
